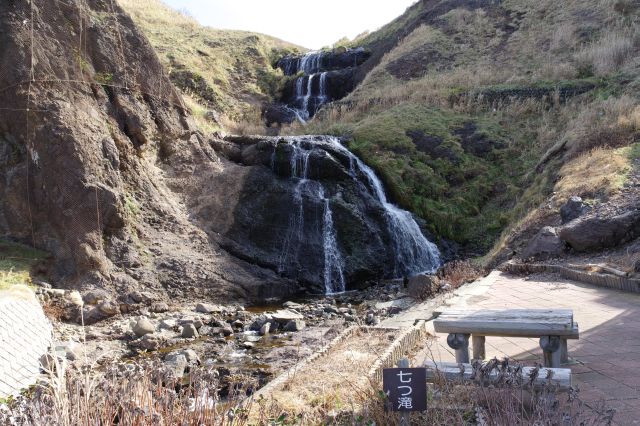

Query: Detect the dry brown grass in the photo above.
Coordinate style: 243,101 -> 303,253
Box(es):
440,260 -> 485,289
575,31 -> 637,76
42,302 -> 67,322
219,107 -> 270,136
1,352 -> 616,426
555,147 -> 630,202
254,355 -> 614,425
561,96 -> 639,159
0,359 -> 263,426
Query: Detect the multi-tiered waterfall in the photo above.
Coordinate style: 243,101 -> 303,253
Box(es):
272,137 -> 440,294
277,49 -> 370,122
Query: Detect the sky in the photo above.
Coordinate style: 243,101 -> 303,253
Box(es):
162,0 -> 418,49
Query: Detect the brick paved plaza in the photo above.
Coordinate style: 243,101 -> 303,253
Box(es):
399,272 -> 640,424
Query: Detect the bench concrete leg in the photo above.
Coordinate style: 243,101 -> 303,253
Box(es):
447,333 -> 470,364
560,338 -> 569,365
539,336 -> 561,368
472,335 -> 486,360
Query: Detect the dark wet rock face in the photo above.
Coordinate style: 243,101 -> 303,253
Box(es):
273,49 -> 371,122
204,135 -> 441,295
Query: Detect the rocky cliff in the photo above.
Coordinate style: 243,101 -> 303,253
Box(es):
0,0 -> 294,303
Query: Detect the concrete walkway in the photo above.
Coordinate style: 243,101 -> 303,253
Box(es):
0,286 -> 52,398
383,271 -> 640,423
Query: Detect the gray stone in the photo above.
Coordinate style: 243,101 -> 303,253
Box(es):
283,301 -> 304,310
250,314 -> 272,331
198,326 -> 213,336
559,210 -> 640,252
127,291 -> 154,304
408,274 -> 440,300
235,310 -> 251,320
131,334 -> 163,351
150,302 -> 169,313
375,297 -> 413,311
40,353 -> 64,372
272,309 -> 304,322
159,318 -> 177,330
195,303 -> 223,314
180,349 -> 200,364
232,320 -> 245,330
635,260 -> 640,273
65,291 -> 84,307
242,341 -> 255,349
560,196 -> 590,224
97,301 -> 119,316
178,317 -> 204,329
82,290 -> 110,305
181,324 -> 199,338
259,323 -> 271,336
132,318 -> 155,337
284,320 -> 306,332
53,340 -> 81,361
365,313 -> 380,325
221,324 -> 234,336
164,354 -> 187,378
521,226 -> 565,261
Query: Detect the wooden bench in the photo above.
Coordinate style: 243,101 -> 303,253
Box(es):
433,309 -> 579,368
424,361 -> 572,391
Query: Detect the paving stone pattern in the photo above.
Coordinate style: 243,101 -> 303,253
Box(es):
384,271 -> 640,424
0,291 -> 52,398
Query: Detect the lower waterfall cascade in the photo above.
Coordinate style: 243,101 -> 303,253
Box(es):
273,137 -> 441,294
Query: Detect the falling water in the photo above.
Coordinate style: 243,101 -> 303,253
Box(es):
319,186 -> 346,294
274,137 -> 440,294
328,137 -> 441,277
275,140 -> 346,294
288,52 -> 332,122
301,74 -> 315,118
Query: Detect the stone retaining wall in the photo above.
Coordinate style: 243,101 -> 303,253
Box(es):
502,262 -> 640,293
367,321 -> 428,381
0,286 -> 52,398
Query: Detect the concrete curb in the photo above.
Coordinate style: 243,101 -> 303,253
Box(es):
502,262 -> 640,294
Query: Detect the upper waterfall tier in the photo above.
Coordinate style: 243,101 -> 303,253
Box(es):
273,49 -> 371,122
277,48 -> 370,76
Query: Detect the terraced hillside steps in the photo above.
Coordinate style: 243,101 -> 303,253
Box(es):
251,323 -> 427,414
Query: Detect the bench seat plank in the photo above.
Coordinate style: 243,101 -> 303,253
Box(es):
424,361 -> 572,391
433,309 -> 579,338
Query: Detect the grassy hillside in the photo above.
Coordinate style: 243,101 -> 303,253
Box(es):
0,239 -> 48,290
118,0 -> 303,132
293,0 -> 640,255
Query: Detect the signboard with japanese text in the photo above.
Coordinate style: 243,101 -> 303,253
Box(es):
383,367 -> 428,412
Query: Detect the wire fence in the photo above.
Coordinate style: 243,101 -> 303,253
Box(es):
0,0 -> 190,276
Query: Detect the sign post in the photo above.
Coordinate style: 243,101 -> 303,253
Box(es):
382,358 -> 428,424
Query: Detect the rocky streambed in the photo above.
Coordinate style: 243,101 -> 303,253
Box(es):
36,276 -> 447,394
